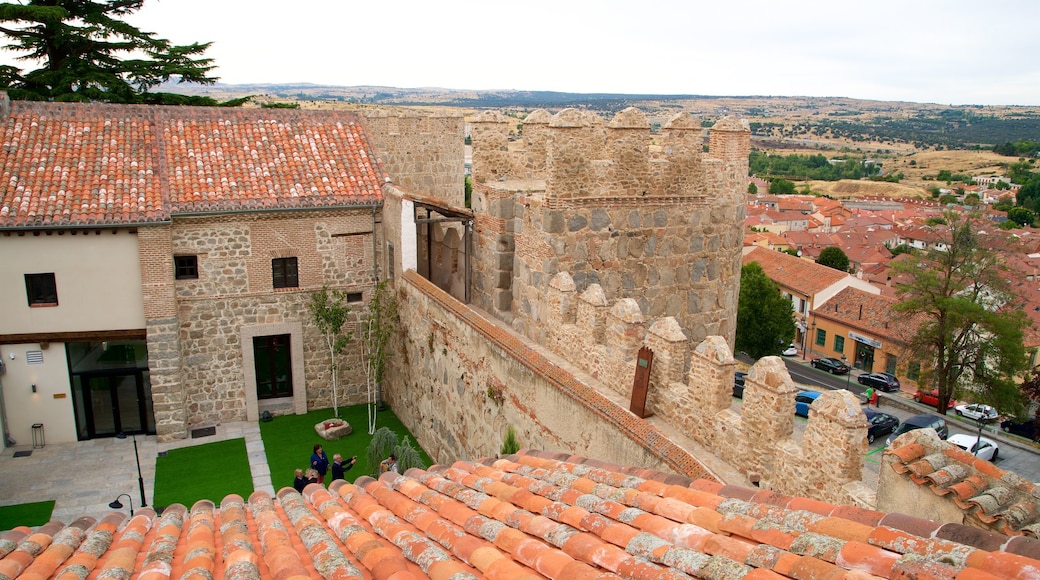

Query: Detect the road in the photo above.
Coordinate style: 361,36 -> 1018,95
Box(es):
735,355 -> 1040,485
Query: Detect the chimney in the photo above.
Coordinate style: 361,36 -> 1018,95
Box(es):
0,91 -> 9,119
859,304 -> 863,320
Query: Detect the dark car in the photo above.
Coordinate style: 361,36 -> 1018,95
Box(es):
795,391 -> 822,417
1000,418 -> 1039,442
857,372 -> 901,392
864,409 -> 899,444
913,389 -> 956,410
733,371 -> 748,399
810,357 -> 850,374
886,414 -> 949,445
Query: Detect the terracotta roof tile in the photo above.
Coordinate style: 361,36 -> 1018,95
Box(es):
886,430 -> 1040,540
6,451 -> 1040,579
0,101 -> 387,228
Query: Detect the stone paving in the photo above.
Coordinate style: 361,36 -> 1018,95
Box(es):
0,421 -> 273,529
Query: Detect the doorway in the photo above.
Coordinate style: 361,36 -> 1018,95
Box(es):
73,371 -> 153,438
254,334 -> 293,399
854,342 -> 876,373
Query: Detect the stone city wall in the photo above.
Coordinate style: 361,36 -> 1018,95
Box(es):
537,271 -> 873,506
384,270 -> 721,482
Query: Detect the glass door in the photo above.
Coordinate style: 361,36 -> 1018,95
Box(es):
74,372 -> 150,438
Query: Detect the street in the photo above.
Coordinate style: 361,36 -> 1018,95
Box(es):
734,355 -> 1040,486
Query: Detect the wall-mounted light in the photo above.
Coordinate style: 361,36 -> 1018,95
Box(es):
31,384 -> 37,393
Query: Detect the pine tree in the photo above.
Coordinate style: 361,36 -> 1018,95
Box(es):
0,0 -> 218,103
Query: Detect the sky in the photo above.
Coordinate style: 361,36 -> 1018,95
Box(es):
6,0 -> 1040,106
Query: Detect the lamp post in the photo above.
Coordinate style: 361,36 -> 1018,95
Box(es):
109,493 -> 134,516
116,432 -> 147,508
841,354 -> 851,389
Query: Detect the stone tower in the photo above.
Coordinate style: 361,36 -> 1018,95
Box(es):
469,108 -> 749,349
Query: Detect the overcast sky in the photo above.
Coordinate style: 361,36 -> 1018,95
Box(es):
10,0 -> 1040,106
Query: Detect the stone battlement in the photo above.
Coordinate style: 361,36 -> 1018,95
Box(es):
470,108 -> 749,201
542,270 -> 873,506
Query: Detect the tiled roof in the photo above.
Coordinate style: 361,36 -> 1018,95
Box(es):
0,98 -> 387,228
4,450 -> 1040,579
886,430 -> 1040,540
743,246 -> 847,296
813,286 -> 910,343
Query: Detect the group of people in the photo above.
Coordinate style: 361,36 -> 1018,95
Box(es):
292,444 -> 399,492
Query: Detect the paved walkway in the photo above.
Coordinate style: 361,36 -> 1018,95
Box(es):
0,422 -> 274,527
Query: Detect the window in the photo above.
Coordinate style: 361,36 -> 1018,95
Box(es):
833,335 -> 845,354
346,292 -> 363,303
25,273 -> 57,306
174,255 -> 199,280
272,257 -> 299,289
815,328 -> 827,347
885,356 -> 897,375
907,361 -> 921,381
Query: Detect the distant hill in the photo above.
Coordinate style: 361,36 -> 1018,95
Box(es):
158,81 -> 1040,150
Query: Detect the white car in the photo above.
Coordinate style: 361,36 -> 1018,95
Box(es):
781,343 -> 798,356
955,403 -> 998,422
947,433 -> 999,461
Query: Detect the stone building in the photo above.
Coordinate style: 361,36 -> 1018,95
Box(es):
0,95 -> 462,444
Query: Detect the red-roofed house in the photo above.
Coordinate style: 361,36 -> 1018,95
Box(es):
742,246 -> 880,352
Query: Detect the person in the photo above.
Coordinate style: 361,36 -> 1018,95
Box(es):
311,444 -> 330,484
304,469 -> 319,487
330,453 -> 357,481
864,386 -> 874,406
379,453 -> 399,474
293,468 -> 308,493
871,389 -> 880,407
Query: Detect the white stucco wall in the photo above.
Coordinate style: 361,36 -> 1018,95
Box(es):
0,230 -> 146,333
0,343 -> 77,445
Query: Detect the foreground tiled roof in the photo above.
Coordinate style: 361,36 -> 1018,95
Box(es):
886,431 -> 1040,539
0,98 -> 387,228
3,450 -> 1040,579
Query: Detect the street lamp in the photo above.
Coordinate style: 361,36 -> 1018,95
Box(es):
116,432 -> 147,508
841,354 -> 851,389
109,493 -> 134,516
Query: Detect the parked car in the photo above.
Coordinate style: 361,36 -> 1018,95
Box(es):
954,403 -> 998,422
795,391 -> 822,417
1000,418 -> 1039,442
857,372 -> 901,393
948,434 -> 999,461
810,357 -> 850,374
913,389 -> 956,409
733,371 -> 748,399
781,343 -> 798,356
886,414 -> 949,445
864,409 -> 899,444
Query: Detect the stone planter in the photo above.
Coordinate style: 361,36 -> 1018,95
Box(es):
315,419 -> 352,440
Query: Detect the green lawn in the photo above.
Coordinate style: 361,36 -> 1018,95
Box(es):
153,438 -> 253,508
0,500 -> 54,530
261,404 -> 432,491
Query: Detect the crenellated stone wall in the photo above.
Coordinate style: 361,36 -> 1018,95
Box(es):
468,107 -> 748,350
514,269 -> 871,505
385,270 -> 722,482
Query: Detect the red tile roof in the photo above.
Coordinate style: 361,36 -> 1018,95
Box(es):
4,450 -> 1040,579
0,99 -> 387,228
743,246 -> 847,296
